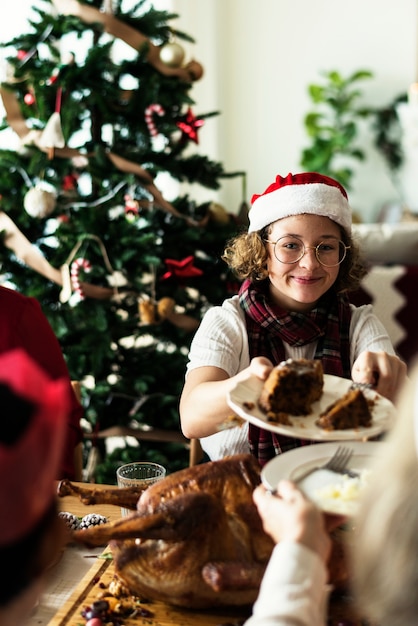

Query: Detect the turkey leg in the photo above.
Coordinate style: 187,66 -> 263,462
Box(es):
57,478 -> 142,510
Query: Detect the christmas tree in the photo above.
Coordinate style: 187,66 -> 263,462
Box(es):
0,0 -> 245,482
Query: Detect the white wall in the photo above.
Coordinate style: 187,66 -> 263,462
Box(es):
3,0 -> 418,222
172,0 -> 418,222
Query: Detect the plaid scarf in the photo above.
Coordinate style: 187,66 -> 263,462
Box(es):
239,279 -> 352,466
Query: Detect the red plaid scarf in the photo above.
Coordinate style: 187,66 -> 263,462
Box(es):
239,279 -> 352,466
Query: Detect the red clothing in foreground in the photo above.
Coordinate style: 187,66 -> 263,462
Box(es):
0,286 -> 83,479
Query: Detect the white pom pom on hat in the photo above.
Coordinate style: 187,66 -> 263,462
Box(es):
248,172 -> 352,234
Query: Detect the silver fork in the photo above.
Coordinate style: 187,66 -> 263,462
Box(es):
295,445 -> 355,483
267,445 -> 359,495
350,382 -> 374,391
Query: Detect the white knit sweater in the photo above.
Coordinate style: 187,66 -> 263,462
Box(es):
185,295 -> 396,460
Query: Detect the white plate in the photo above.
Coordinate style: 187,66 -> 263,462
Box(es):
261,441 -> 383,515
227,373 -> 395,441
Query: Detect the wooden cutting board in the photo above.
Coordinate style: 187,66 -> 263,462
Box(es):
47,552 -> 251,626
51,485 -> 365,626
47,549 -> 365,626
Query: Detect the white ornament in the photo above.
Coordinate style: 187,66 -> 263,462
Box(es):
107,270 -> 127,288
38,112 -> 65,149
24,185 -> 57,218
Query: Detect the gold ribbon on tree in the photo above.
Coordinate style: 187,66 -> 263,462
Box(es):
59,234 -> 122,303
0,209 -> 123,301
0,85 -> 206,226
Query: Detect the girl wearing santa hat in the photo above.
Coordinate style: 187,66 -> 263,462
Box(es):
180,172 -> 407,466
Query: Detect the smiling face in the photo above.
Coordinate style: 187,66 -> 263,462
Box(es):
266,214 -> 343,312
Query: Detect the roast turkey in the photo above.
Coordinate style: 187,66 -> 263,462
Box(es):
58,454 -> 348,609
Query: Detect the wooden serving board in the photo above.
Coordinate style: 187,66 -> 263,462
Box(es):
51,487 -> 366,626
47,550 -> 366,626
47,552 -> 251,626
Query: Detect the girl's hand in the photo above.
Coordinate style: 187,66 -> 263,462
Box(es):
352,351 -> 407,402
249,356 -> 274,381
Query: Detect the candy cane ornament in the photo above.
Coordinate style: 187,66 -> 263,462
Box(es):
144,104 -> 165,137
70,257 -> 92,300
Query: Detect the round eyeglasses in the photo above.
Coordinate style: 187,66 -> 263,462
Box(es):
265,236 -> 350,267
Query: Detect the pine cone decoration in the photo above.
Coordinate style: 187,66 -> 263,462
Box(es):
79,513 -> 108,529
59,511 -> 81,531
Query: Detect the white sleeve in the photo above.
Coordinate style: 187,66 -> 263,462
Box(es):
244,541 -> 329,626
199,423 -> 250,460
186,299 -> 249,376
185,298 -> 251,460
349,304 -> 397,365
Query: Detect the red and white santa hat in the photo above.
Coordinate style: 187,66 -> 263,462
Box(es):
0,349 -> 70,546
248,172 -> 352,234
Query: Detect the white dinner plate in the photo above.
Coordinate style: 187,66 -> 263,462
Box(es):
226,373 -> 395,441
261,441 -> 384,515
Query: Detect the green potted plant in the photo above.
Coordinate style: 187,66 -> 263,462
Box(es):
300,69 -> 373,190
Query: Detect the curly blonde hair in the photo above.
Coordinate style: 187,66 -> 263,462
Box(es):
222,224 -> 368,293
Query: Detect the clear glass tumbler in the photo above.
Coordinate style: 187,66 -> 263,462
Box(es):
116,461 -> 166,516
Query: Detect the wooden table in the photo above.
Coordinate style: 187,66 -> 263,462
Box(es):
57,482 -> 123,520
27,484 -> 123,626
32,484 -> 363,626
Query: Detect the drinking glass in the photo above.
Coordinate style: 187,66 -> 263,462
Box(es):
116,461 -> 166,516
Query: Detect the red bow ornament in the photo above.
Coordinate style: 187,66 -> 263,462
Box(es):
162,256 -> 203,280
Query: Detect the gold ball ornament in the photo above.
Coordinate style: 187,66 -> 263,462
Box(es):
157,297 -> 176,320
159,42 -> 185,68
138,299 -> 157,325
23,185 -> 57,218
138,297 -> 176,325
209,202 -> 230,225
